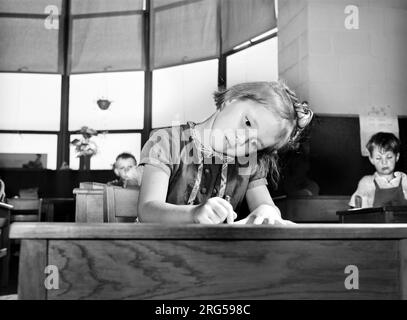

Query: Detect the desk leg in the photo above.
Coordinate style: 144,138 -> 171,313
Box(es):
18,240 -> 47,300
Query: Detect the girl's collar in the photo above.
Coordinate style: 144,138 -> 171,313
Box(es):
188,121 -> 234,162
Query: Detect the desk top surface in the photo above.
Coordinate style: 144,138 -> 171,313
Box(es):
9,222 -> 407,240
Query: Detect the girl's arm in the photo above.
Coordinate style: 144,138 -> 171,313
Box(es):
246,184 -> 276,212
138,165 -> 236,224
138,164 -> 196,223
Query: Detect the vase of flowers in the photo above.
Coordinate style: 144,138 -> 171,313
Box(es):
70,126 -> 98,170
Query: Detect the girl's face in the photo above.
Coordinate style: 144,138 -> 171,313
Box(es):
210,99 -> 292,157
369,147 -> 399,176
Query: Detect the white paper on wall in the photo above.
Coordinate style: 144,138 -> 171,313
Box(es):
359,105 -> 399,157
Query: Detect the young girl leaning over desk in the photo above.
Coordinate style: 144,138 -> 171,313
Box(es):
138,81 -> 313,225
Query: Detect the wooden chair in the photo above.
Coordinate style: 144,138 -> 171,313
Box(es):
6,198 -> 43,222
103,185 -> 139,223
0,202 -> 12,288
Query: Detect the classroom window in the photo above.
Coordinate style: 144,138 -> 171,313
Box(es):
0,73 -> 61,131
0,133 -> 58,169
227,36 -> 278,86
69,133 -> 141,170
152,59 -> 218,128
69,71 -> 144,131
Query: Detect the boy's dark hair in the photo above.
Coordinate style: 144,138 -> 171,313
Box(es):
114,152 -> 137,168
366,132 -> 400,156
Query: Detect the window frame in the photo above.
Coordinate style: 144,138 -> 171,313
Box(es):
0,0 -> 278,171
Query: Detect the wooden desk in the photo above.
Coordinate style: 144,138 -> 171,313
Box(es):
337,206 -> 407,223
10,223 -> 407,300
73,189 -> 104,222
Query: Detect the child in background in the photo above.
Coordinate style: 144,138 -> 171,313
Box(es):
107,152 -> 143,188
0,178 -> 5,202
349,132 -> 407,208
138,81 -> 313,224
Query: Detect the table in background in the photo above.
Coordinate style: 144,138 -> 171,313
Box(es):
337,206 -> 407,223
276,195 -> 349,222
73,188 -> 104,222
10,223 -> 407,300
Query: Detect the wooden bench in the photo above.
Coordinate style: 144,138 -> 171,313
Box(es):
10,222 -> 407,299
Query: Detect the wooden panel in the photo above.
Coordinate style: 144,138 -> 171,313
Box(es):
12,214 -> 40,222
10,223 -> 407,240
47,239 -> 399,300
8,198 -> 42,222
338,207 -> 407,223
7,198 -> 41,210
85,193 -> 104,222
340,212 -> 386,223
18,239 -> 47,300
74,189 -> 104,222
74,194 -> 87,222
104,186 -> 139,221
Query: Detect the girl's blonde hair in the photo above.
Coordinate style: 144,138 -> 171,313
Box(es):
213,81 -> 313,188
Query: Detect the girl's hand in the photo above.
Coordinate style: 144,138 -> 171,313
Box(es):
236,204 -> 295,225
192,197 -> 237,224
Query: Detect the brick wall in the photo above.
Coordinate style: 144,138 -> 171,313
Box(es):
278,0 -> 407,116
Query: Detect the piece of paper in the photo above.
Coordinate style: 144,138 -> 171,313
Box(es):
359,105 -> 399,157
233,217 -> 249,224
232,217 -> 297,225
